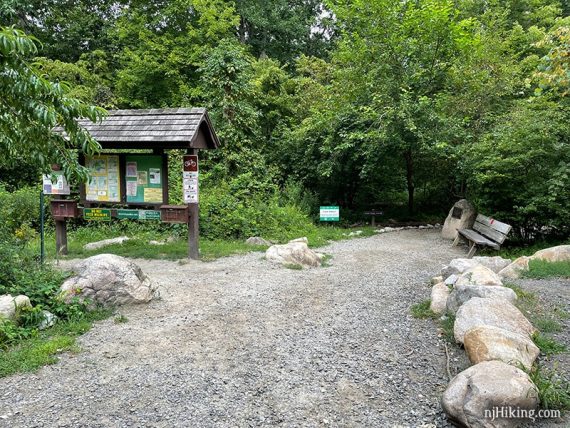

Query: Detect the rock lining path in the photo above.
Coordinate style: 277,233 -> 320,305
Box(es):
0,230 -> 560,427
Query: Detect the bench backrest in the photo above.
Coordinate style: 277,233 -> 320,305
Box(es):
472,214 -> 512,245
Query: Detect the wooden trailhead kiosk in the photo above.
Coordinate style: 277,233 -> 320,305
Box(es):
47,108 -> 219,259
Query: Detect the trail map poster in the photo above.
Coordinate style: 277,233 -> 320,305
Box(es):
85,155 -> 121,202
125,155 -> 164,204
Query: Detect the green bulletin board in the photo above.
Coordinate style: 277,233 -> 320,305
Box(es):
125,155 -> 164,204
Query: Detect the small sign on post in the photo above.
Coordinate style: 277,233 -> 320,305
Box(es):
320,206 -> 340,222
183,153 -> 200,260
183,155 -> 199,204
42,172 -> 70,195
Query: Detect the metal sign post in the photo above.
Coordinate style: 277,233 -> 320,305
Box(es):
39,191 -> 45,264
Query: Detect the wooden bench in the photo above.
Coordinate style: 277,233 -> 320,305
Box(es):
364,210 -> 384,227
452,214 -> 512,258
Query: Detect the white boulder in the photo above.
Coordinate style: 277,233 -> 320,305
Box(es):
454,297 -> 535,344
455,265 -> 503,287
444,274 -> 459,286
464,325 -> 540,370
472,256 -> 512,273
441,258 -> 481,278
442,361 -> 538,428
0,294 -> 31,322
266,241 -> 322,268
430,282 -> 450,314
446,284 -> 516,314
533,244 -> 570,262
60,254 -> 156,307
84,236 -> 130,251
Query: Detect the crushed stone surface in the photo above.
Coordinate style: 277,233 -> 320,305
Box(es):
0,230 -> 566,427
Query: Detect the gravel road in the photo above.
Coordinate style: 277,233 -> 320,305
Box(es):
0,230 -> 560,427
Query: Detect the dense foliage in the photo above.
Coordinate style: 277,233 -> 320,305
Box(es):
1,0 -> 569,241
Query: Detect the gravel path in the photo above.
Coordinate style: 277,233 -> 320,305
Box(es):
0,231 -> 495,427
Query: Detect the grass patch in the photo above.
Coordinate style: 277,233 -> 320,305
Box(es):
532,332 -> 567,355
524,259 -> 570,279
32,224 -> 379,262
410,300 -> 438,319
529,363 -> 570,411
0,309 -> 112,378
534,317 -> 563,333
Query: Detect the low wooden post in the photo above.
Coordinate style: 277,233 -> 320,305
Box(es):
55,219 -> 68,255
371,215 -> 376,227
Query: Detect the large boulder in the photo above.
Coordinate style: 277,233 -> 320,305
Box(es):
441,258 -> 481,278
59,254 -> 156,307
454,297 -> 535,344
266,241 -> 322,268
0,295 -> 31,322
498,256 -> 530,280
533,244 -> 570,262
464,325 -> 539,371
472,256 -> 512,274
498,245 -> 570,279
430,282 -> 450,314
84,236 -> 130,251
455,265 -> 503,287
442,361 -> 539,428
441,199 -> 477,240
446,285 -> 516,314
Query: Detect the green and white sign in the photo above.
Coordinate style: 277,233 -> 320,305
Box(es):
117,209 -> 161,220
84,208 -> 112,221
320,206 -> 340,222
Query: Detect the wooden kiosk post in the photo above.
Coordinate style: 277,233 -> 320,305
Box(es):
185,149 -> 200,259
58,108 -> 219,260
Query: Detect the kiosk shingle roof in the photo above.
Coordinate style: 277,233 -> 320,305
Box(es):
76,108 -> 219,149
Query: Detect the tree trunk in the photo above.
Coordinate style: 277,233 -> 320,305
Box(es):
404,149 -> 415,215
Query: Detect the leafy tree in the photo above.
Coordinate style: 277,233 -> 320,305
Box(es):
0,0 -> 122,62
534,24 -> 570,96
466,98 -> 570,239
235,0 -> 334,63
0,27 -> 103,182
291,0 -> 479,213
114,0 -> 238,107
36,52 -> 116,108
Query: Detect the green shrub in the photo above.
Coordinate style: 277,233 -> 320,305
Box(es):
200,175 -> 316,241
411,300 -> 438,319
0,185 -> 43,234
